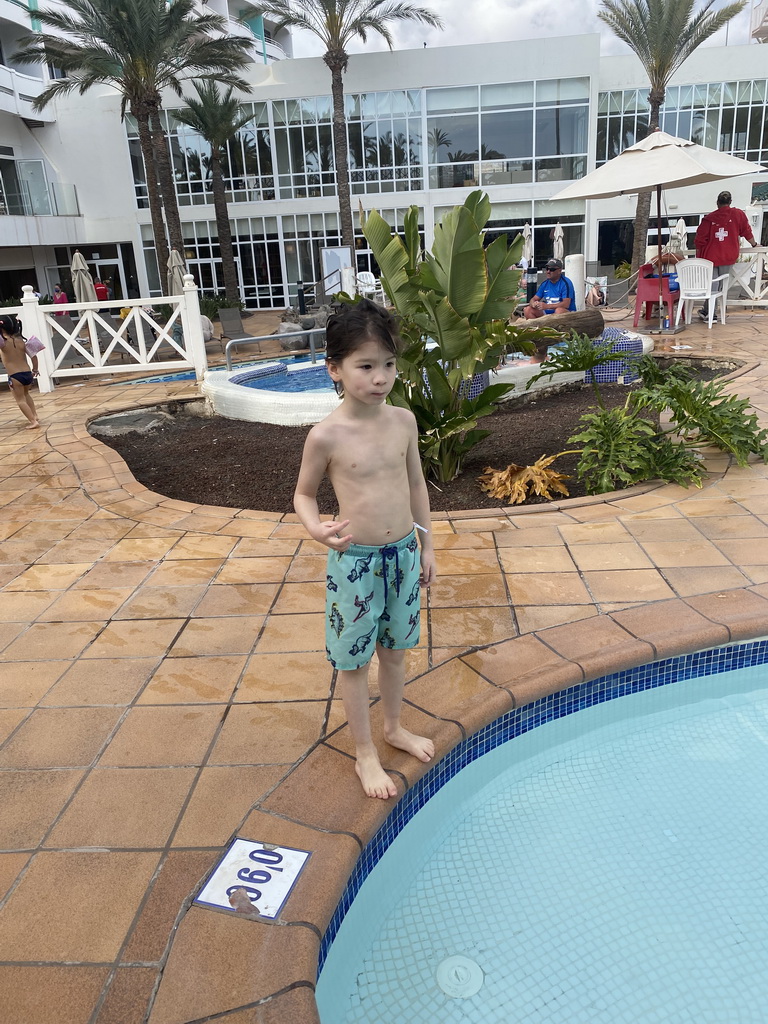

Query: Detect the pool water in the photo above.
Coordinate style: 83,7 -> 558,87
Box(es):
237,363 -> 332,393
317,659 -> 768,1023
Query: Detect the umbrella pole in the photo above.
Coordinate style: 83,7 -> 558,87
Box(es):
657,184 -> 665,331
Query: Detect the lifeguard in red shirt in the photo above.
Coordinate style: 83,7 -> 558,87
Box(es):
694,191 -> 758,321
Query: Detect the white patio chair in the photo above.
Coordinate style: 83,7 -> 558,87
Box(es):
673,257 -> 729,330
356,271 -> 381,301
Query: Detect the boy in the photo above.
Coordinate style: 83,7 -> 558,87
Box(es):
294,299 -> 436,799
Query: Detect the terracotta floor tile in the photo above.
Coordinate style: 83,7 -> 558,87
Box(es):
431,531 -> 496,549
231,537 -> 299,557
67,519 -> 134,541
640,539 -> 731,567
170,615 -> 265,657
102,537 -> 179,562
0,537 -> 56,563
208,986 -> 320,1024
624,518 -> 716,543
684,589 -> 768,640
166,534 -> 237,559
39,588 -> 135,622
144,559 -> 224,586
93,966 -> 157,1024
0,562 -> 24,587
217,518 -> 275,539
0,706 -> 123,769
192,583 -> 278,617
121,851 -> 219,963
99,706 -> 224,767
677,497 -> 750,517
0,851 -> 159,961
662,565 -> 752,597
504,572 -> 593,605
216,556 -> 292,584
82,618 -> 185,659
4,619 -> 104,661
0,660 -> 69,706
558,521 -> 632,544
138,655 -> 247,704
0,621 -> 25,652
516,604 -> 598,633
41,657 -> 158,708
236,652 -> 331,701
429,606 -> 516,648
745,565 -> 768,584
255,612 -> 325,653
692,515 -> 768,540
0,707 -> 29,744
172,765 -> 285,846
569,542 -> 654,571
0,769 -> 84,848
4,562 -> 91,591
39,537 -> 118,563
434,548 -> 502,575
0,966 -> 109,1024
113,585 -> 205,619
499,546 -> 577,573
610,600 -> 730,660
403,658 -> 512,732
715,538 -> 768,564
146,906 -> 319,1024
72,561 -> 154,590
428,573 -> 508,607
581,569 -> 676,603
538,616 -> 655,678
270,581 -> 326,614
45,767 -> 197,848
0,590 -> 56,621
210,701 -> 327,765
0,852 -> 29,900
284,555 -> 327,582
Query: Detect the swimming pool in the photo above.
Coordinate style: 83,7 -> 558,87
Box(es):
317,640 -> 768,1023
235,362 -> 333,393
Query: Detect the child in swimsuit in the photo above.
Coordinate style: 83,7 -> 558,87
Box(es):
294,299 -> 436,799
0,314 -> 43,430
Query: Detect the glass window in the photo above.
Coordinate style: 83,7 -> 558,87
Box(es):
426,86 -> 478,114
535,105 -> 587,156
427,114 -> 478,161
481,110 -> 533,160
536,78 -> 589,105
480,81 -> 534,110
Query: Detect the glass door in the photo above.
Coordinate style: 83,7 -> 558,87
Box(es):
17,160 -> 52,216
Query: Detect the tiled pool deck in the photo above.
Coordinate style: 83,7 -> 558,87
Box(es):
1,310 -> 768,1023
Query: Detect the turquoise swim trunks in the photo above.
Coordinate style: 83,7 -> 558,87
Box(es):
325,529 -> 421,671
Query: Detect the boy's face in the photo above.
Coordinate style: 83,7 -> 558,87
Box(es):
327,337 -> 397,405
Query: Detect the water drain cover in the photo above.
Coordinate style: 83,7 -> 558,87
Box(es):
436,955 -> 484,998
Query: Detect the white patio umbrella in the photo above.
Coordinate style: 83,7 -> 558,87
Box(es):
552,222 -> 564,262
553,130 -> 765,329
521,222 -> 533,264
70,250 -> 97,304
167,249 -> 186,296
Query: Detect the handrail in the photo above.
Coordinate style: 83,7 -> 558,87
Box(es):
224,326 -> 327,371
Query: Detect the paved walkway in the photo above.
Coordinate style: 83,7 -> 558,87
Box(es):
1,310 -> 768,1024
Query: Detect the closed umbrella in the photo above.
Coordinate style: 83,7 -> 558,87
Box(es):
522,222 -> 533,264
552,222 -> 564,262
553,130 -> 765,330
167,249 -> 186,296
668,217 -> 688,253
70,250 -> 97,304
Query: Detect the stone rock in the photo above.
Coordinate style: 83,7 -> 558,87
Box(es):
300,317 -> 315,330
280,335 -> 309,352
314,310 -> 329,327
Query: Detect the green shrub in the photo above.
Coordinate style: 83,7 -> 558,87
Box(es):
200,294 -> 245,320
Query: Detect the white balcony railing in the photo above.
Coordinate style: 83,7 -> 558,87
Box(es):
0,64 -> 55,121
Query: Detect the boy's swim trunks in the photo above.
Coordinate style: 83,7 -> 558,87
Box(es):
325,529 -> 421,671
9,371 -> 34,387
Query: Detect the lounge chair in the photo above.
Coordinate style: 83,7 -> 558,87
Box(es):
218,307 -> 261,354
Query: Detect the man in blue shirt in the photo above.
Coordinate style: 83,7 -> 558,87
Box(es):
523,259 -> 576,321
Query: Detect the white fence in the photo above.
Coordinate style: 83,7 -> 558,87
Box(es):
13,275 -> 208,394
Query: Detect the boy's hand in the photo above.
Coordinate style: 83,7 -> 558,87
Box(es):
419,549 -> 436,588
314,519 -> 353,551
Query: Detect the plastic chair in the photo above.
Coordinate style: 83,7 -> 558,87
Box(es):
673,258 -> 729,330
357,271 -> 383,302
633,263 -> 680,327
219,307 -> 260,353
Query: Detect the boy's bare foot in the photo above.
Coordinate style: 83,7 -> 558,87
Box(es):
26,422 -> 40,430
384,725 -> 435,763
355,751 -> 398,799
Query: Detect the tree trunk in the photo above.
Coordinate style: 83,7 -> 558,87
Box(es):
149,103 -> 184,257
629,98 -> 662,281
525,308 -> 605,354
209,147 -> 239,302
325,53 -> 354,250
134,105 -> 170,279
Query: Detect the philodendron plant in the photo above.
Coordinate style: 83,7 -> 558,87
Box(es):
361,191 -> 550,483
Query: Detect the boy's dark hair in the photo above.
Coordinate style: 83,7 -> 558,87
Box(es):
325,299 -> 401,396
0,314 -> 22,338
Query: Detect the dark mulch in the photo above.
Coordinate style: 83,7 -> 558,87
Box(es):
94,382 -> 653,512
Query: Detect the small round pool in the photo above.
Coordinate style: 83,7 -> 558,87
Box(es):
235,362 -> 333,394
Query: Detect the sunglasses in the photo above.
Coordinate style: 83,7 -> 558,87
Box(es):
545,267 -> 559,272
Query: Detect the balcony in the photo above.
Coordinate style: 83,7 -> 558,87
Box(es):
0,64 -> 55,121
0,179 -> 79,217
752,0 -> 768,42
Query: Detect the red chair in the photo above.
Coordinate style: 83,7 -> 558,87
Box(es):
633,263 -> 680,327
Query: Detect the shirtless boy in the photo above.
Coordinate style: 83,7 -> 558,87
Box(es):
294,299 -> 436,799
0,314 -> 42,429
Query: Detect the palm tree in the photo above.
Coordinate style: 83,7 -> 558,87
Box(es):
598,0 -> 746,276
174,82 -> 254,301
14,0 -> 254,277
246,1 -> 443,249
